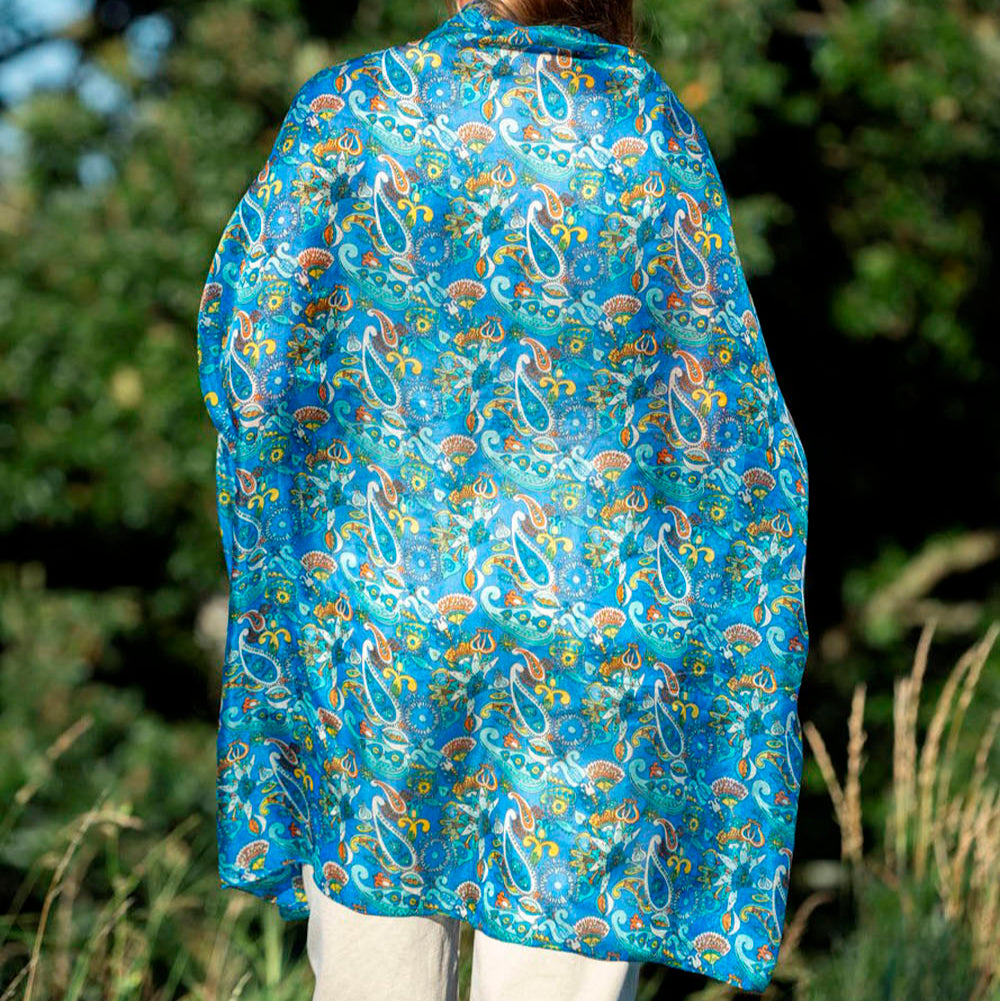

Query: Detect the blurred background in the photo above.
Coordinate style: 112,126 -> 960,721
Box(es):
1,0 -> 998,998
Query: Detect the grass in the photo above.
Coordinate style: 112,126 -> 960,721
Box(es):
795,618 -> 1000,1001
2,614 -> 997,1000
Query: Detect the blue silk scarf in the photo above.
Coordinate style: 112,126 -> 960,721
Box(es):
197,2 -> 810,990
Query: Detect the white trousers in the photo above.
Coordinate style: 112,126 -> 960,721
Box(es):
302,863 -> 642,1001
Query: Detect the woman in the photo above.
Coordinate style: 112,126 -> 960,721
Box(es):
195,0 -> 810,997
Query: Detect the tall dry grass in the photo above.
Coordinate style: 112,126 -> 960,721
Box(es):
0,738 -> 311,1001
4,608 -> 997,1000
802,618 -> 1000,995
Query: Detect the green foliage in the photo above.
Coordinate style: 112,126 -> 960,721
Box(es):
0,0 -> 997,998
0,562 -> 318,998
637,0 -> 795,153
801,876 -> 994,1001
808,0 -> 999,374
0,563 -> 215,859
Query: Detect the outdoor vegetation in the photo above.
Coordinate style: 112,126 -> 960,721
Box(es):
1,0 -> 998,997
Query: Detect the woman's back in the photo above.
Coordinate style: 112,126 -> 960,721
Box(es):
196,3 -> 809,993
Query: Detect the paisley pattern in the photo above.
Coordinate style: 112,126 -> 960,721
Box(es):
196,2 -> 809,992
